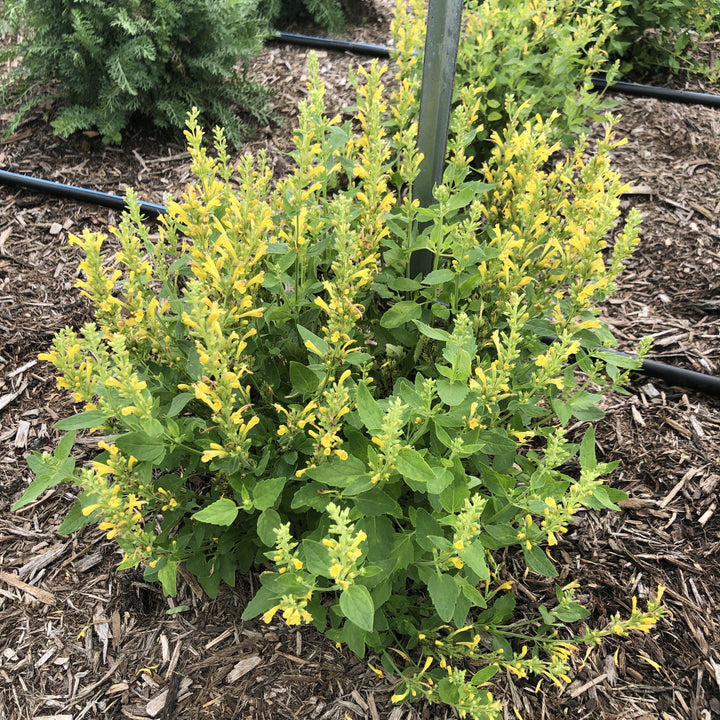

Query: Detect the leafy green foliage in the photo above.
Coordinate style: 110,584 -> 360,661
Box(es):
607,0 -> 720,78
261,0 -> 346,33
393,0 -> 622,156
18,29 -> 667,720
5,0 -> 272,144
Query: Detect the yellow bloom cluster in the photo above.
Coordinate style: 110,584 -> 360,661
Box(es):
446,495 -> 488,570
70,231 -> 123,327
81,442 -> 146,541
314,195 -> 378,363
368,397 -> 407,485
322,503 -> 367,591
262,592 -> 313,626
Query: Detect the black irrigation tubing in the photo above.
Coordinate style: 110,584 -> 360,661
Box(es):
590,77 -> 720,107
274,32 -> 720,109
0,169 -> 167,219
541,337 -> 720,396
274,31 -> 390,57
2,173 -> 719,395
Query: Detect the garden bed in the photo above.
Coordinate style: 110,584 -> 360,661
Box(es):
0,5 -> 719,719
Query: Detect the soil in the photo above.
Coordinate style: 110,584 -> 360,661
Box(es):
1,4 -> 719,720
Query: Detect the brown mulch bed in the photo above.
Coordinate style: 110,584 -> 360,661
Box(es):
1,6 -> 719,720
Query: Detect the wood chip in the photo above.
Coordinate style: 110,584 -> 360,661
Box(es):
13,419 -> 30,447
7,359 -> 37,378
568,673 -> 608,698
699,502 -> 716,526
106,682 -> 130,694
225,654 -> 262,683
0,380 -> 28,412
0,570 -> 55,605
145,677 -> 192,717
18,542 -> 68,579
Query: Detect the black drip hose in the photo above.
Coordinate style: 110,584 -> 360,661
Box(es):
274,32 -> 720,110
591,77 -> 720,107
275,31 -> 390,57
541,339 -> 720,396
0,169 -> 167,218
0,168 -> 717,394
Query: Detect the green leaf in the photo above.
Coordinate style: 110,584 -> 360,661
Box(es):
302,539 -> 332,577
414,508 -> 444,551
579,425 -> 597,470
55,429 -> 78,461
165,605 -> 190,615
553,601 -> 590,623
54,410 -> 109,430
12,434 -> 77,511
523,544 -> 558,577
297,325 -> 329,357
115,431 -> 166,463
289,361 -> 319,395
340,618 -> 367,657
594,350 -> 640,369
167,392 -> 194,417
428,573 -> 458,622
291,482 -> 330,511
421,269 -> 455,285
356,383 -> 383,430
339,584 -> 374,632
551,398 -> 573,426
241,585 -> 278,620
437,379 -> 468,406
11,466 -> 66,511
439,473 -> 468,513
57,499 -> 92,535
428,467 -> 453,495
483,524 -> 519,547
158,560 -> 178,597
396,448 -> 435,485
253,477 -> 285,511
307,455 -> 366,487
354,488 -> 401,518
413,321 -> 452,342
460,540 -> 490,581
471,664 -> 499,686
257,508 -> 282,546
192,498 -> 239,526
380,301 -> 422,329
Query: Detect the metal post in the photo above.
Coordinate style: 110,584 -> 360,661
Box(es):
409,0 -> 464,280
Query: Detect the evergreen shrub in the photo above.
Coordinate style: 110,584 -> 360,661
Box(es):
261,0 -> 345,33
5,0 -> 271,144
16,24 -> 666,720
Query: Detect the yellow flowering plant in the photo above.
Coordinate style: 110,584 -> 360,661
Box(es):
15,39 -> 666,720
393,0 -> 623,155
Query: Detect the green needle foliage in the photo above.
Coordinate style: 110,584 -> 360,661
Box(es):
3,0 -> 272,145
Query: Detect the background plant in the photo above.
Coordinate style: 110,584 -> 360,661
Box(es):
260,0 -> 377,33
607,0 -> 720,79
14,37 -> 665,720
2,0 -> 272,145
392,0 -> 623,157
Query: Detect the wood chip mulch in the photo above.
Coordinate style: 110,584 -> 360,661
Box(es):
1,5 -> 719,719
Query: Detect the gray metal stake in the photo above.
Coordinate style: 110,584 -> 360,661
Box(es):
409,0 -> 464,280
